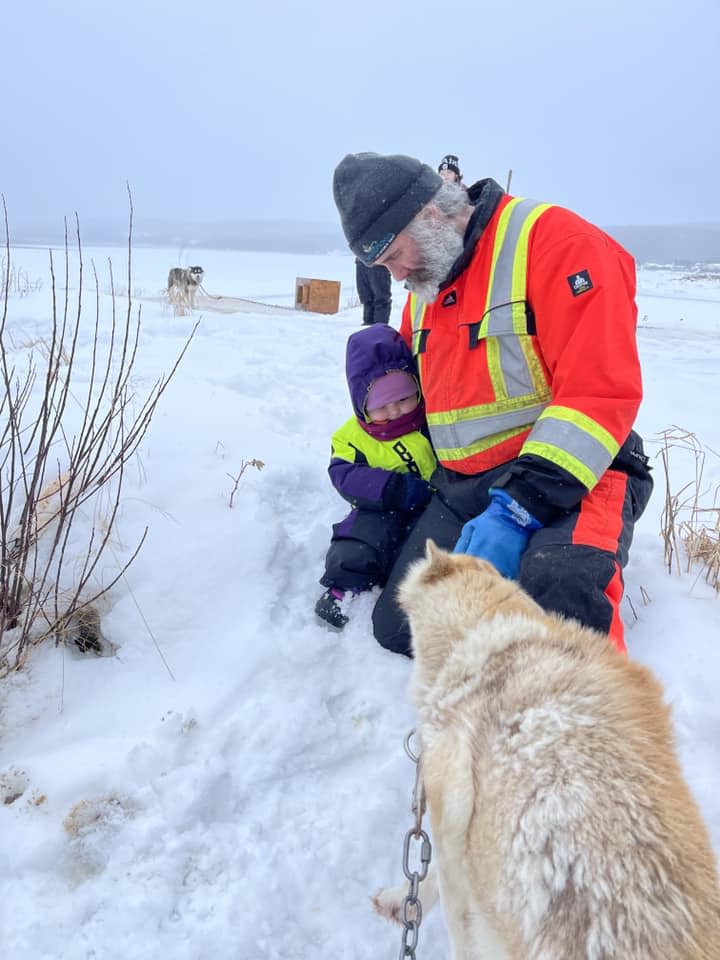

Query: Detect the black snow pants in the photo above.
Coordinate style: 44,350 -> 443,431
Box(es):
320,506 -> 416,592
371,431 -> 654,657
355,259 -> 392,326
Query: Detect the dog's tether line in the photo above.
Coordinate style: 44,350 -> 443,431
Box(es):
397,729 -> 432,959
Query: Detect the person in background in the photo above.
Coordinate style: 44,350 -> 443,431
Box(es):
315,325 -> 435,628
332,151 -> 653,657
438,153 -> 463,185
355,257 -> 392,325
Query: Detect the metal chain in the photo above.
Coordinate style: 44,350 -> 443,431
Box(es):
397,729 -> 432,959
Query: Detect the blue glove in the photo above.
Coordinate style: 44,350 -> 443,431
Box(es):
454,488 -> 542,579
400,473 -> 433,512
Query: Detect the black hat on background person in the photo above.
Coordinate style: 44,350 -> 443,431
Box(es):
438,154 -> 462,183
333,152 -> 442,265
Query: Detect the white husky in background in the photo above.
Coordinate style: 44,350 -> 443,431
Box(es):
374,541 -> 720,959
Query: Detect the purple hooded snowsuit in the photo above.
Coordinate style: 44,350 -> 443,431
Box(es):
319,325 -> 435,593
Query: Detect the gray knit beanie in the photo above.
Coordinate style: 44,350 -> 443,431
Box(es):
332,153 -> 442,264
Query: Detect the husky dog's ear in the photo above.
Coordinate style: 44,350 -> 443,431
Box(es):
425,538 -> 437,556
422,539 -> 456,583
400,540 -> 466,613
425,538 -> 441,561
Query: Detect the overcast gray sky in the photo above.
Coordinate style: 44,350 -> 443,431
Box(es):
3,0 -> 719,230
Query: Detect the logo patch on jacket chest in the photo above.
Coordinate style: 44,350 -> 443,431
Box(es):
441,290 -> 457,307
567,269 -> 593,296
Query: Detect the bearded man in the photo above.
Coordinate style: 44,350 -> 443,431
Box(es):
332,152 -> 653,657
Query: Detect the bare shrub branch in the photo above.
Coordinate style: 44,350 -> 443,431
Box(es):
1,193 -> 196,675
227,459 -> 265,508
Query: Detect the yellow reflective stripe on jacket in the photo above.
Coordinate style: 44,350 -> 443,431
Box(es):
511,203 -> 553,398
521,405 -> 620,489
432,424 -> 531,462
409,293 -> 426,354
427,399 -> 548,460
482,199 -> 553,401
421,198 -> 552,464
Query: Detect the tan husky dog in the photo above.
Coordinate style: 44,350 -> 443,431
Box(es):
374,542 -> 720,959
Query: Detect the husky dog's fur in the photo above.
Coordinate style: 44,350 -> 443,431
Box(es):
374,542 -> 720,959
167,265 -> 204,311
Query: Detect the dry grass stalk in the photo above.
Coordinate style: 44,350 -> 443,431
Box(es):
680,511 -> 720,591
227,458 -> 265,508
656,426 -> 720,592
1,255 -> 42,297
10,334 -> 71,366
1,190 -> 196,675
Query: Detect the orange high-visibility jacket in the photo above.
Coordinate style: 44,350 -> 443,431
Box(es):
399,190 -> 642,516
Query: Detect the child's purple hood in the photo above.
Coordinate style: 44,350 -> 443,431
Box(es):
345,325 -> 424,440
345,325 -> 417,421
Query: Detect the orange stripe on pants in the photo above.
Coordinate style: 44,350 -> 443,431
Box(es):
604,563 -> 626,654
572,469 -> 629,653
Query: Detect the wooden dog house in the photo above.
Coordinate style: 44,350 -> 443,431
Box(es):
294,277 -> 341,315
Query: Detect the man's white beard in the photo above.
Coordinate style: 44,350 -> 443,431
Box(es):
405,215 -> 465,304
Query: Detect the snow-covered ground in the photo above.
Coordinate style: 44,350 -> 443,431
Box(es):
1,241 -> 719,959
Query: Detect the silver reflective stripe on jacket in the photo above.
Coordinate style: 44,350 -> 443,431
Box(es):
428,402 -> 550,455
480,199 -> 551,400
411,198 -> 553,460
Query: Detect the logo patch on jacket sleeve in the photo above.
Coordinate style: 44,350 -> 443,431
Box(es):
567,269 -> 593,296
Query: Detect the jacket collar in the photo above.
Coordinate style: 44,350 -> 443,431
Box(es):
439,178 -> 505,290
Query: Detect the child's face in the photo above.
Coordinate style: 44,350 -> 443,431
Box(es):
367,392 -> 419,424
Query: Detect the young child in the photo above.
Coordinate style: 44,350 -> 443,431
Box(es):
315,325 -> 436,628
